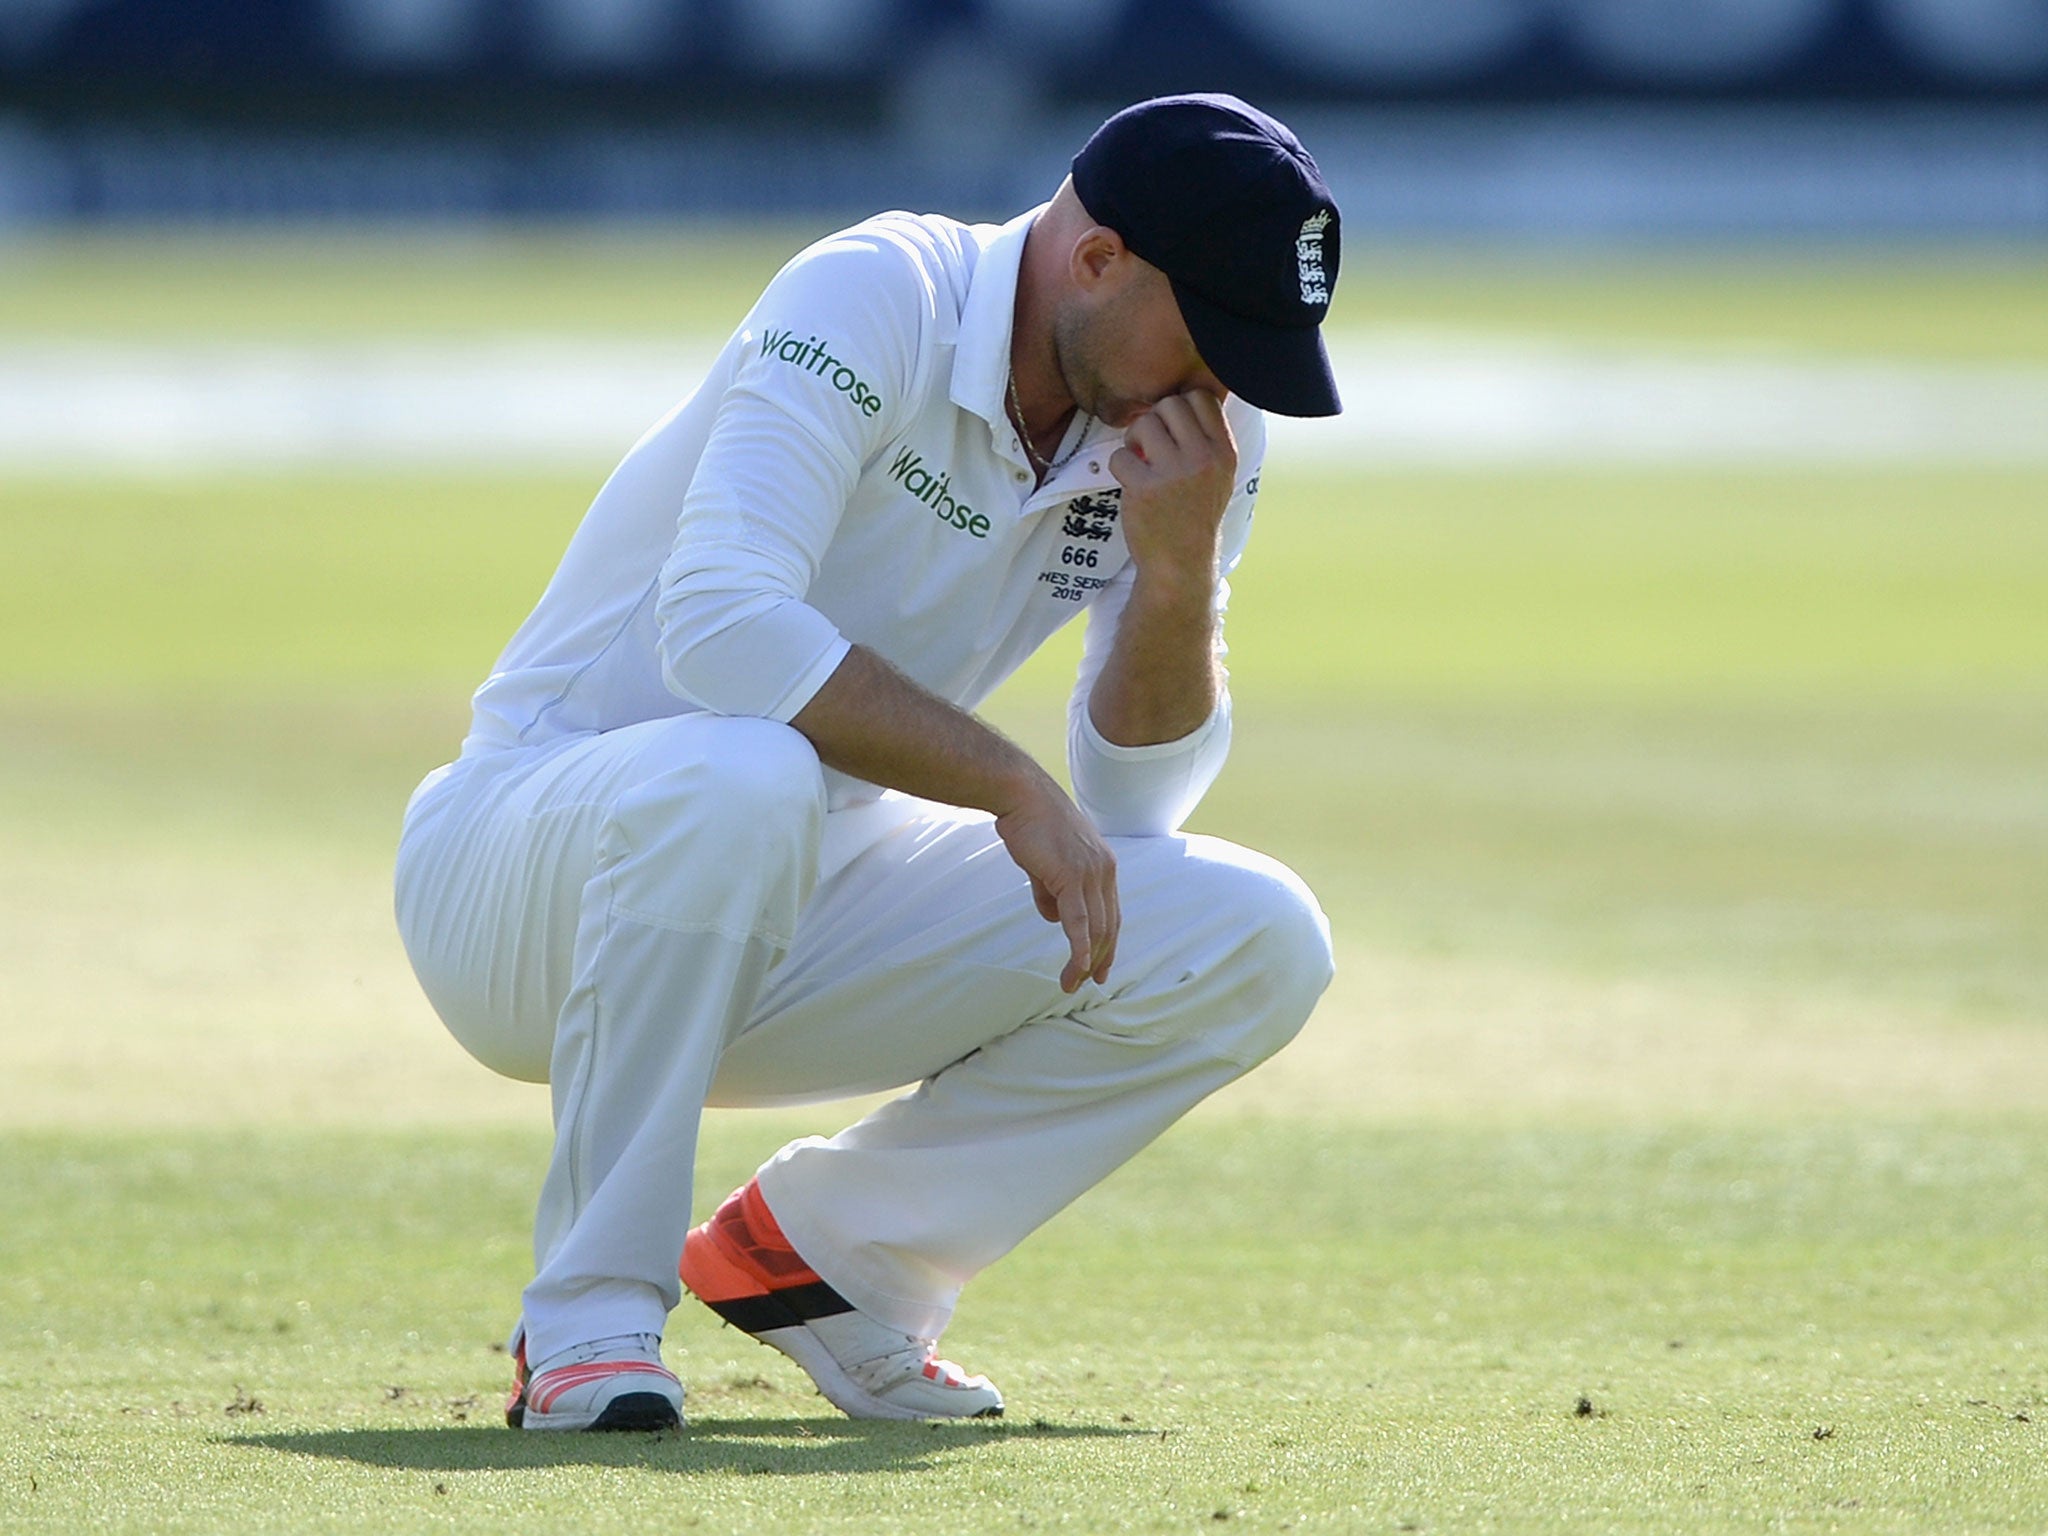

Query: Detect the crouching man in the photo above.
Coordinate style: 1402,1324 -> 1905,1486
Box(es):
395,93 -> 1342,1430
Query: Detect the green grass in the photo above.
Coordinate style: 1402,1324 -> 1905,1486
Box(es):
10,466 -> 2045,707
1332,247 -> 2048,362
4,465 -> 2040,1021
1,473 -> 587,702
4,235 -> 2046,1532
3,234 -> 2045,359
1232,468 -> 2048,708
0,230 -> 826,341
6,1118 -> 2045,1534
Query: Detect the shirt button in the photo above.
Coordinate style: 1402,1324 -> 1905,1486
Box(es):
1014,470 -> 1028,483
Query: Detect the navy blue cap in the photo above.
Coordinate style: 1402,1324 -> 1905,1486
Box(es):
1072,93 -> 1341,419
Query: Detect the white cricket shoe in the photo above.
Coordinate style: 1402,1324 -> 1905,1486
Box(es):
680,1180 -> 1004,1421
756,1308 -> 1005,1422
505,1328 -> 684,1432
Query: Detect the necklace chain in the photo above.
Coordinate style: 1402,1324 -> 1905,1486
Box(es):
1007,365 -> 1090,481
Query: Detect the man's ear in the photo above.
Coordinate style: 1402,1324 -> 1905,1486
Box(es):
1069,226 -> 1128,292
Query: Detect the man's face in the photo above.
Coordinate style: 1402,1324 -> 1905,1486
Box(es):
1052,259 -> 1229,430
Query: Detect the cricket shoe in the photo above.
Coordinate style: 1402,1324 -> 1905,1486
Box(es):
680,1180 -> 1003,1421
504,1327 -> 683,1432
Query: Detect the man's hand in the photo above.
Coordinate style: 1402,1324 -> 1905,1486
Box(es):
789,645 -> 1120,991
993,779 -> 1120,993
1107,389 -> 1238,598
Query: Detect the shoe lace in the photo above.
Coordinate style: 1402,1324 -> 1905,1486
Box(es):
840,1330 -> 938,1386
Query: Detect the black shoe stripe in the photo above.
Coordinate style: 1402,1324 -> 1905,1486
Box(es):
703,1279 -> 855,1335
587,1392 -> 682,1432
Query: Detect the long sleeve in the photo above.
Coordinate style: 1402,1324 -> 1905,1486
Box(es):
1066,412 -> 1264,836
654,228 -> 939,721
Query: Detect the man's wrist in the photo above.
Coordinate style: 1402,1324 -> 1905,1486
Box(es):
1125,559 -> 1219,621
987,757 -> 1066,820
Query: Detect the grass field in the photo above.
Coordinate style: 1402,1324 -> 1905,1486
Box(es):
2,236 -> 2045,1533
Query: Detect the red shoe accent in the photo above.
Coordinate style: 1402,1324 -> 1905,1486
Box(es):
527,1359 -> 679,1415
505,1333 -> 530,1427
682,1180 -> 823,1302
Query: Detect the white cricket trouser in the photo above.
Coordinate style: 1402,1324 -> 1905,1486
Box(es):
394,714 -> 1333,1364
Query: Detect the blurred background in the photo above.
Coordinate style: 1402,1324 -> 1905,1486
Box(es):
0,0 -> 2045,232
4,18 -> 2045,1520
0,2 -> 2043,1130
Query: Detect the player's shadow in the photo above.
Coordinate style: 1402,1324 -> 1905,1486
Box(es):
227,1416 -> 1149,1476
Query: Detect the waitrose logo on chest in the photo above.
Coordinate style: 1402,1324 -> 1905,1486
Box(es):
888,445 -> 990,539
760,328 -> 884,417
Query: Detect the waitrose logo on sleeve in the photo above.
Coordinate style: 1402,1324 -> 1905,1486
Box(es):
760,328 -> 884,417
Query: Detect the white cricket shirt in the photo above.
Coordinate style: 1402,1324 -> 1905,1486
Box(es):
462,206 -> 1266,835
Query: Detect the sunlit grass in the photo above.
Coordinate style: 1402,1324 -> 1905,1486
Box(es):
5,237 -> 2045,1534
5,1118 -> 2045,1535
3,234 -> 2045,359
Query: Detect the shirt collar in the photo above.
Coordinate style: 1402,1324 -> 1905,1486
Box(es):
950,203 -> 1041,436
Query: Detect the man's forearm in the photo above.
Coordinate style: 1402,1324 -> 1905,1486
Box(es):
790,642 -> 1123,994
1086,569 -> 1223,747
789,643 -> 1056,814
1088,387 -> 1235,748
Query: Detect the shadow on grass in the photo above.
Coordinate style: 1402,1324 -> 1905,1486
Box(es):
226,1416 -> 1147,1475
